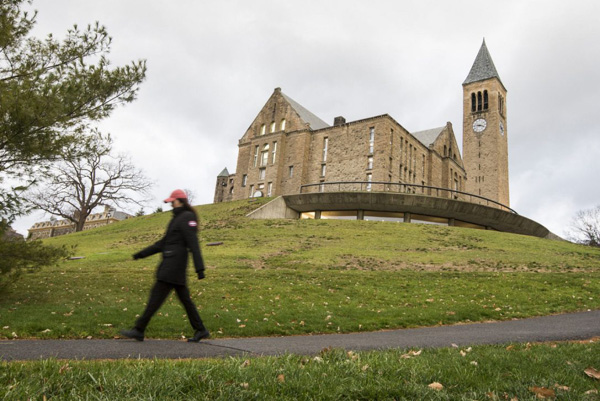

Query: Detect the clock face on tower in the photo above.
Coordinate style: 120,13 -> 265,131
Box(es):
473,118 -> 487,133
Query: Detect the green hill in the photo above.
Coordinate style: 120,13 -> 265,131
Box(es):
1,198 -> 599,340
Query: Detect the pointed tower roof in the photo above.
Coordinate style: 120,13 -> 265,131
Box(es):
463,39 -> 504,88
217,167 -> 230,177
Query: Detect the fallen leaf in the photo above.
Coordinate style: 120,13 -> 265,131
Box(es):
277,374 -> 285,383
313,356 -> 324,363
553,384 -> 569,391
506,345 -> 515,351
470,361 -> 478,366
584,367 -> 600,380
428,382 -> 444,391
400,350 -> 422,359
59,363 -> 70,374
528,386 -> 555,399
361,364 -> 369,372
584,389 -> 598,395
240,383 -> 249,389
240,359 -> 250,368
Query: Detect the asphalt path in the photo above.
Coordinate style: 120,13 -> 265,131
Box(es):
1,310 -> 598,361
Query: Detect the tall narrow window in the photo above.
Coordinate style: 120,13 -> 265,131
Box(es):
272,141 -> 277,164
321,164 -> 326,177
366,173 -> 372,191
253,145 -> 259,167
471,93 -> 476,112
389,157 -> 393,171
260,144 -> 269,167
369,128 -> 375,154
258,168 -> 265,180
270,121 -> 276,133
483,90 -> 489,110
242,174 -> 247,187
249,185 -> 254,198
367,156 -> 373,170
322,137 -> 328,162
267,182 -> 272,197
422,155 -> 425,177
280,119 -> 286,131
289,166 -> 294,178
260,124 -> 266,136
477,91 -> 482,111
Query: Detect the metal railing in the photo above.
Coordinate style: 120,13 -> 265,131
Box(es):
299,181 -> 517,214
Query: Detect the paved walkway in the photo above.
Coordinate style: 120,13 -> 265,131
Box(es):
1,311 -> 598,361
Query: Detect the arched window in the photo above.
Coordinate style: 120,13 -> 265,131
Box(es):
270,122 -> 276,133
280,119 -> 286,131
477,92 -> 482,111
483,90 -> 489,110
260,124 -> 266,136
471,93 -> 476,112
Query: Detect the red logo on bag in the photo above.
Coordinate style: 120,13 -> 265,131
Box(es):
188,221 -> 197,227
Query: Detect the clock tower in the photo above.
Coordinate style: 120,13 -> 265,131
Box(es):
462,39 -> 509,207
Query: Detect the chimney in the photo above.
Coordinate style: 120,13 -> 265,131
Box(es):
333,116 -> 346,126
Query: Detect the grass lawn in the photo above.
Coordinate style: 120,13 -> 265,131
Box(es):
2,341 -> 599,400
1,198 -> 599,340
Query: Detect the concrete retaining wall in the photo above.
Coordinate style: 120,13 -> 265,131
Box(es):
247,192 -> 556,239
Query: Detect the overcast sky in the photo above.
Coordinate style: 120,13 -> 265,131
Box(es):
12,0 -> 600,238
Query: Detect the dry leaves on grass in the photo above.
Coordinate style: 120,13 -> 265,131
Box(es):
529,386 -> 555,399
400,350 -> 422,359
277,374 -> 285,383
428,382 -> 444,391
584,367 -> 600,380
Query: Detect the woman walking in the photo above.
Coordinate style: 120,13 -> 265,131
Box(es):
121,189 -> 209,342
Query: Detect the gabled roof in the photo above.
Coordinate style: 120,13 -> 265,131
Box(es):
217,167 -> 230,177
412,126 -> 445,147
463,39 -> 504,87
280,91 -> 330,130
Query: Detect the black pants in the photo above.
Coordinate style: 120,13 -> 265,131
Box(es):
135,280 -> 205,333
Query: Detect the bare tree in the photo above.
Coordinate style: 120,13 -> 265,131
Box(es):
30,131 -> 153,232
183,188 -> 196,205
568,205 -> 600,247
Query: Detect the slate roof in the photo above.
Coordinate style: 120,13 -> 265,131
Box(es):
281,92 -> 330,130
412,126 -> 445,147
217,168 -> 230,177
463,39 -> 503,87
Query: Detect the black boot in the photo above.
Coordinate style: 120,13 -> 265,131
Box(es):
120,328 -> 144,341
188,329 -> 210,342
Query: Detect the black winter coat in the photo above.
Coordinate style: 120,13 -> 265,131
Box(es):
133,207 -> 205,285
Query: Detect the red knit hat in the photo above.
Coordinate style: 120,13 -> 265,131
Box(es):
164,189 -> 187,203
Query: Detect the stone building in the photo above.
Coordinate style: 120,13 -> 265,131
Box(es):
28,205 -> 132,240
215,40 -> 511,214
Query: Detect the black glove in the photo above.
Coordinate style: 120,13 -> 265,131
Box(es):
197,271 -> 205,280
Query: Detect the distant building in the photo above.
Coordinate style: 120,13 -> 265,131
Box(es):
28,205 -> 132,240
215,40 -> 507,208
211,41 -> 555,238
